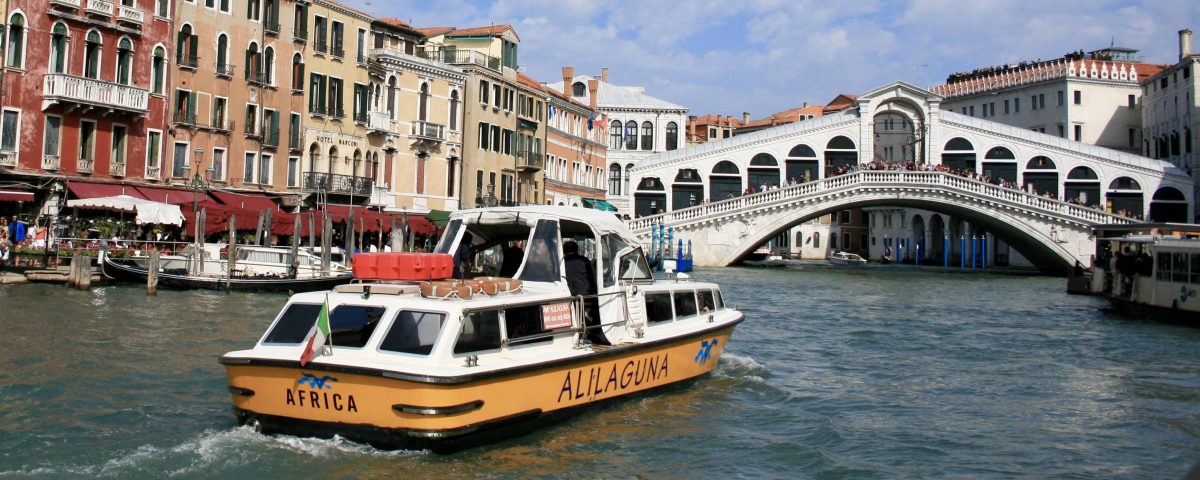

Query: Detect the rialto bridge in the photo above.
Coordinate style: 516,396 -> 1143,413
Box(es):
625,82 -> 1194,273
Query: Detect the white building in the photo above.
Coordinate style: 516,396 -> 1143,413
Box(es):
1141,29 -> 1199,220
547,68 -> 688,215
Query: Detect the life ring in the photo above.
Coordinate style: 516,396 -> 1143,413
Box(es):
419,280 -> 473,299
475,276 -> 523,293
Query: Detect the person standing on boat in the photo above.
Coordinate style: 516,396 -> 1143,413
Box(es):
563,240 -> 605,345
498,241 -> 524,278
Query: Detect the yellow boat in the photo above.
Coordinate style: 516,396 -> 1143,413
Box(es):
220,206 -> 744,451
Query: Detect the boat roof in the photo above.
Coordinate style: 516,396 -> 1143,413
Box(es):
451,206 -> 631,236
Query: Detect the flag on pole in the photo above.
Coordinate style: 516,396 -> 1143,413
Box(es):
300,294 -> 332,366
588,113 -> 596,131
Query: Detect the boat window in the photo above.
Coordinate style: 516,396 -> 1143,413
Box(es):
618,247 -> 653,281
517,219 -> 562,283
262,303 -> 323,344
435,219 -> 463,254
1192,254 -> 1200,284
1157,252 -> 1171,281
379,310 -> 445,355
1174,253 -> 1189,283
698,290 -> 716,312
674,291 -> 698,318
455,309 -> 502,354
602,233 -> 631,288
329,305 -> 387,348
713,289 -> 724,309
504,305 -> 552,345
645,292 -> 674,324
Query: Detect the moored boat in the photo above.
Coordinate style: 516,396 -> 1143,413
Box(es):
219,206 -> 744,451
100,244 -> 352,292
827,251 -> 868,264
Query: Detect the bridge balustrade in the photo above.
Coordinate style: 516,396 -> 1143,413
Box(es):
628,171 -> 1132,233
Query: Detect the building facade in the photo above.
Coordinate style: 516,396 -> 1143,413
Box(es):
1141,29 -> 1199,220
548,69 -> 688,215
1,0 -> 171,207
541,68 -> 607,208
367,18 -> 465,213
168,0 -> 304,202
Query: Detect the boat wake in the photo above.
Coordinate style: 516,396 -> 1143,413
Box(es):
715,352 -> 770,384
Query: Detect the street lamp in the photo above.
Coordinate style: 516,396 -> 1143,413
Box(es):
189,148 -> 210,274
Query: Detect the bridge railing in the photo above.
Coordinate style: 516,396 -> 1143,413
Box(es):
627,171 -> 1134,233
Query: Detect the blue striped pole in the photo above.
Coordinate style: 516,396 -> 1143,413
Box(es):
916,243 -> 921,266
971,235 -> 977,269
944,236 -> 949,267
960,236 -> 966,270
982,235 -> 987,270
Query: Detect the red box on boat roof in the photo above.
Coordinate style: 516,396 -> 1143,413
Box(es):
353,252 -> 454,281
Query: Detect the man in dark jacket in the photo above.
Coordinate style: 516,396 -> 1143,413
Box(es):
563,240 -> 606,344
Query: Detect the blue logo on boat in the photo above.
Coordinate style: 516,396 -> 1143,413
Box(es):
1180,286 -> 1196,304
694,339 -> 718,364
298,373 -> 338,390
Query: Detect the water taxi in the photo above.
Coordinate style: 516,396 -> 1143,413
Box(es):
827,251 -> 868,265
1088,223 -> 1200,321
219,207 -> 744,451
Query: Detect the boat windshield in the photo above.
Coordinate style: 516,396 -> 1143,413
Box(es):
517,219 -> 562,283
434,219 -> 463,254
262,303 -> 323,344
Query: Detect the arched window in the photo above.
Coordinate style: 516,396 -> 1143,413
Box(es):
216,34 -> 230,76
624,121 -> 637,150
944,137 -> 974,151
308,143 -> 321,174
712,161 -> 740,174
571,82 -> 586,97
1025,156 -> 1056,170
83,30 -> 102,79
352,149 -> 363,177
262,46 -> 275,85
327,146 -> 339,173
449,90 -> 460,130
176,24 -> 196,67
625,162 -> 634,194
387,77 -> 397,119
291,53 -> 303,90
245,42 -> 260,81
151,46 -> 166,94
788,144 -> 816,157
826,136 -> 856,150
609,121 -> 622,149
419,83 -> 430,121
750,153 -> 778,166
1108,177 -> 1141,190
115,37 -> 133,85
640,121 -> 654,151
609,163 -> 622,195
941,137 -> 976,172
49,22 -> 68,74
984,146 -> 1015,159
666,121 -> 678,151
1067,166 -> 1098,179
5,13 -> 25,68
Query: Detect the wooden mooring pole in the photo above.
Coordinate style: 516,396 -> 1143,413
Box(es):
147,251 -> 159,295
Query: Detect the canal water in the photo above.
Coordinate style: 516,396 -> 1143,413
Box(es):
1,267 -> 1198,479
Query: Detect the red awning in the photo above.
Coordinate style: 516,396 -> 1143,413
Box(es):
135,186 -> 200,205
0,189 -> 34,202
387,212 -> 435,236
67,181 -> 145,199
210,191 -> 279,212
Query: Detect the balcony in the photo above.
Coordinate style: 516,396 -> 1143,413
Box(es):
145,165 -> 160,180
353,111 -> 368,125
117,4 -> 143,24
410,120 -> 446,142
0,151 -> 15,168
303,172 -> 372,196
419,48 -> 502,71
515,150 -> 544,172
50,0 -> 81,9
264,20 -> 281,35
314,41 -> 327,54
110,162 -> 126,177
293,29 -> 308,43
331,46 -> 345,58
43,74 -> 149,114
215,63 -> 233,77
210,118 -> 230,132
244,123 -> 262,138
85,0 -> 113,17
263,129 -> 280,148
76,157 -> 92,173
330,108 -> 345,119
246,72 -> 269,86
178,55 -> 198,69
367,111 -> 391,134
173,111 -> 197,126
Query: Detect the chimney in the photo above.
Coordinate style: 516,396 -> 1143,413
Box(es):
601,67 -> 609,83
561,66 -> 575,93
1181,29 -> 1194,60
587,79 -> 599,110
742,112 -> 750,124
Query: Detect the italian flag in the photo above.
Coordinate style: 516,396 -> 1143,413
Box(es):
300,295 -> 331,366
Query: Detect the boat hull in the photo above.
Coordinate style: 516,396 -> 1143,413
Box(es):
221,323 -> 738,451
101,254 -> 352,292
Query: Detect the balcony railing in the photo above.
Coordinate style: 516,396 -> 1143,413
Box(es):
246,72 -> 269,85
289,135 -> 301,150
418,48 -> 502,71
367,111 -> 391,133
314,41 -> 327,54
215,63 -> 233,77
76,157 -> 93,173
263,129 -> 280,147
0,151 -> 14,168
116,4 -> 143,24
516,150 -> 544,171
293,29 -> 308,43
244,123 -> 261,138
331,46 -> 345,58
50,0 -> 82,9
178,55 -> 198,69
173,111 -> 197,125
356,53 -> 366,64
264,20 -> 281,35
210,118 -> 230,131
352,111 -> 368,124
304,172 -> 372,196
330,108 -> 345,119
43,74 -> 149,114
110,162 -> 126,177
85,0 -> 113,16
410,120 -> 446,141
145,165 -> 160,180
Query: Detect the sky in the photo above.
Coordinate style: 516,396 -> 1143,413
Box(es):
345,0 -> 1200,119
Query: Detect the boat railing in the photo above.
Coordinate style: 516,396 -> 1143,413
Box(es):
501,290 -> 632,347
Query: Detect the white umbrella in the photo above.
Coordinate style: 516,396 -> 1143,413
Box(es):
66,195 -> 186,226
